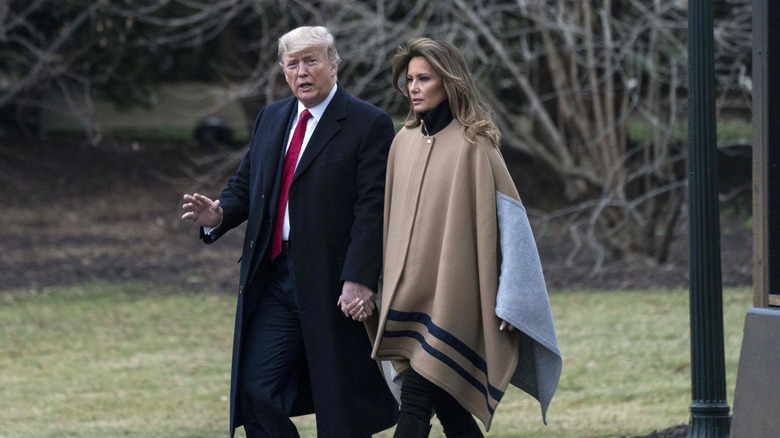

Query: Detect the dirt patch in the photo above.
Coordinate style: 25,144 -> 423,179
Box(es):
0,138 -> 752,294
626,424 -> 689,438
1,139 -> 244,293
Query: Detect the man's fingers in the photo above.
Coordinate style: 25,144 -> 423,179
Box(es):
185,193 -> 206,210
194,193 -> 213,206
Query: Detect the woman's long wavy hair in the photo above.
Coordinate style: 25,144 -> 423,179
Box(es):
392,38 -> 501,147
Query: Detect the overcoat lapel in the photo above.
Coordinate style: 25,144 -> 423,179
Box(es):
238,98 -> 296,289
291,86 -> 346,183
262,98 -> 298,196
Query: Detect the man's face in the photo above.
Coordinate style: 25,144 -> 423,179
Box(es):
282,46 -> 337,108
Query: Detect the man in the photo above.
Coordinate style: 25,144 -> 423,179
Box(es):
181,26 -> 398,438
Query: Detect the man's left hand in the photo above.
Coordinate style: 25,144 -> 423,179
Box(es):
337,281 -> 376,322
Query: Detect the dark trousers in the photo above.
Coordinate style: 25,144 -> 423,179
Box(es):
395,367 -> 483,438
238,251 -> 303,438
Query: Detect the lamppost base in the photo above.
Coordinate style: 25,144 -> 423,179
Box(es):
688,403 -> 731,438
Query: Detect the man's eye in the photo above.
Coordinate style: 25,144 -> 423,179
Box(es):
308,59 -> 318,65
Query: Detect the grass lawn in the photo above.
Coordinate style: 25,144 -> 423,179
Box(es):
0,282 -> 750,437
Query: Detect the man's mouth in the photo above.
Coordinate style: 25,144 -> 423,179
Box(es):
299,83 -> 313,91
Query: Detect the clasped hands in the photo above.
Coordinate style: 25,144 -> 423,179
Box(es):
338,281 -> 376,322
336,280 -> 517,332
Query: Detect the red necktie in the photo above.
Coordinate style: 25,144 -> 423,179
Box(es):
270,109 -> 312,261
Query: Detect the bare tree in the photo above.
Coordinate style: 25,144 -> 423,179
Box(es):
1,0 -> 752,270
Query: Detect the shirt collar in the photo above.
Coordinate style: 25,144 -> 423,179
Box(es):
296,82 -> 338,123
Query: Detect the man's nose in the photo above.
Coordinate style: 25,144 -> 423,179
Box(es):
297,63 -> 308,76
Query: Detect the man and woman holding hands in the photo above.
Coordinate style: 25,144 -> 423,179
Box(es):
182,25 -> 560,438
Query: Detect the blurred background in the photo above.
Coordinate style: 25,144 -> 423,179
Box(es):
0,0 -> 753,292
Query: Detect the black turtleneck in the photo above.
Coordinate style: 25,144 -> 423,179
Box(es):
419,100 -> 453,136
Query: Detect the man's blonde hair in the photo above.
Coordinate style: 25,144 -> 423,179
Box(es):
278,26 -> 341,67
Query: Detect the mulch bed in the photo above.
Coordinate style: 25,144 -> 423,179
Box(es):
0,139 -> 752,294
627,424 -> 689,438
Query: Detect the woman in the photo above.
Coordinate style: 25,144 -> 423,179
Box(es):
361,38 -> 562,437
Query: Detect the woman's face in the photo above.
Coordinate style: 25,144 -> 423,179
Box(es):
407,56 -> 447,114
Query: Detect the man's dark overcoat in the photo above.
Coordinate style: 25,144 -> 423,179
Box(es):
201,85 -> 399,437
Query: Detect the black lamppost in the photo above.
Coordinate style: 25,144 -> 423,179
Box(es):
687,0 -> 731,436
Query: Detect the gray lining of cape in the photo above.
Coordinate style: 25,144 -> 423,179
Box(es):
494,191 -> 562,424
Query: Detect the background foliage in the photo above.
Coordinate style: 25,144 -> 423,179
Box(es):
0,0 -> 753,267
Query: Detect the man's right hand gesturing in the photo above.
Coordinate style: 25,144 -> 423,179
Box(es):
181,193 -> 223,228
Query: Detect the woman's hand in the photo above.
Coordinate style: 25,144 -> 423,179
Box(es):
337,281 -> 376,322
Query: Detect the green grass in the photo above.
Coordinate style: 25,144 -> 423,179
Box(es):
0,283 -> 751,437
